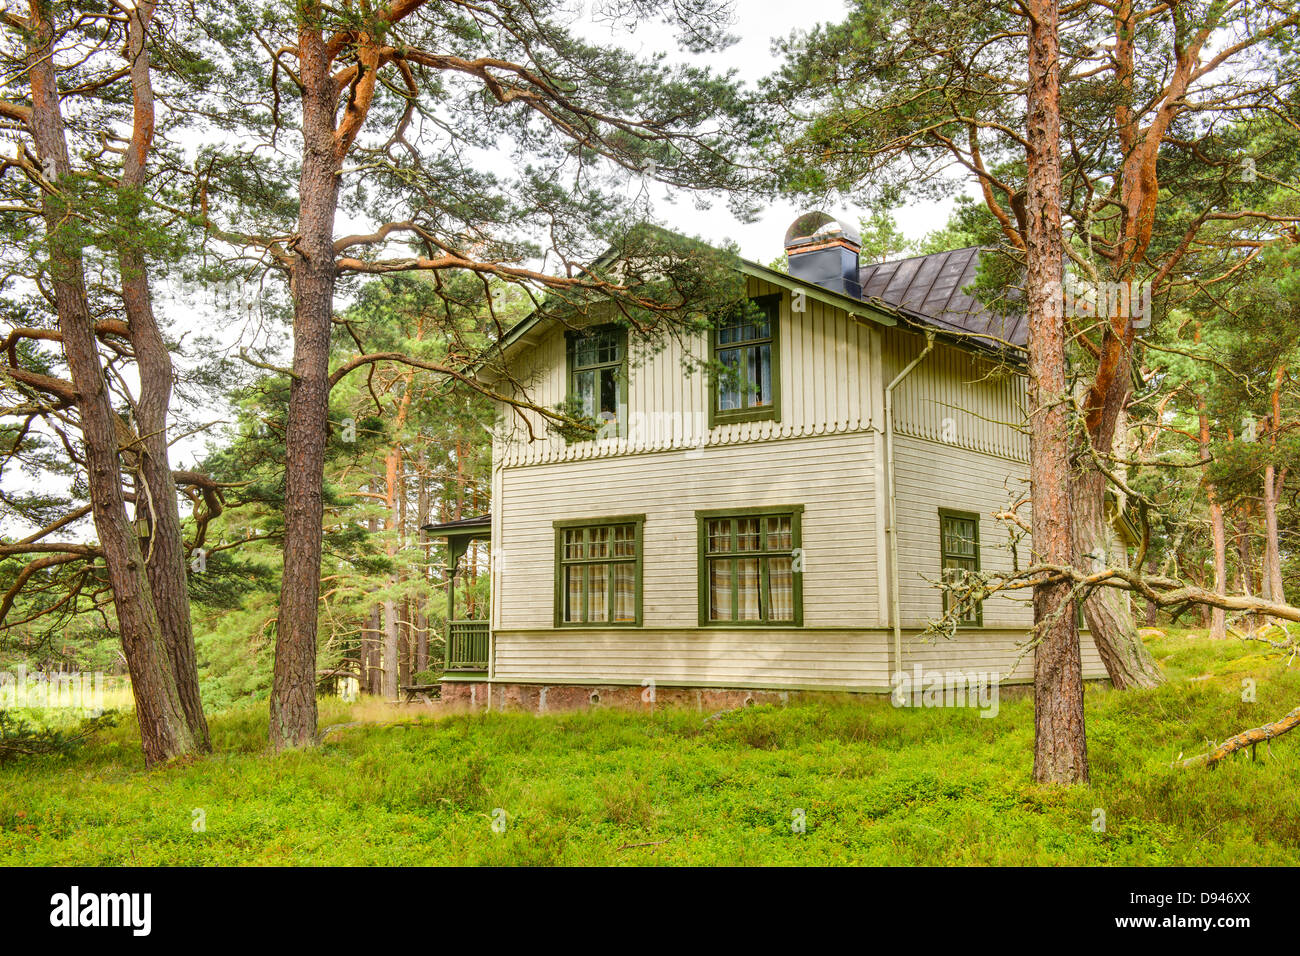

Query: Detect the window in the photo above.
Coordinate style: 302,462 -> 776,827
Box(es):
697,507 -> 802,625
940,510 -> 982,625
565,324 -> 628,440
711,294 -> 781,426
554,516 -> 644,626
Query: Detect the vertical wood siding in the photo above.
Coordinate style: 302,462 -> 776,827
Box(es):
495,277 -> 879,465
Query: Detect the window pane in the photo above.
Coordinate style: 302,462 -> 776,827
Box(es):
612,525 -> 635,558
766,516 -> 792,551
574,331 -> 621,368
717,348 -> 741,411
564,529 -> 585,560
708,559 -> 731,620
943,517 -> 977,557
613,562 -> 636,622
736,517 -> 760,551
588,526 -> 609,559
748,343 -> 772,407
599,367 -> 620,421
736,558 -> 761,620
588,564 -> 608,621
768,556 -> 794,621
574,369 -> 596,418
707,519 -> 731,554
564,566 -> 583,623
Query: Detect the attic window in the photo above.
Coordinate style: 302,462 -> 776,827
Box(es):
711,294 -> 781,426
565,324 -> 627,440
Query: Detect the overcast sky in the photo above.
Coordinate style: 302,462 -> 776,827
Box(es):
580,0 -> 957,260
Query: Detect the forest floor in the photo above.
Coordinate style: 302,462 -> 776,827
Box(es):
2,629 -> 1298,865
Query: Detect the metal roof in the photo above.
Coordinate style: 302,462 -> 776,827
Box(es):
859,246 -> 1026,350
422,514 -> 491,535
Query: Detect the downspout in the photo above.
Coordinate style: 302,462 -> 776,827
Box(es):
885,329 -> 935,680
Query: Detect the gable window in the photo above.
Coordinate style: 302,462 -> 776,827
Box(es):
697,506 -> 802,625
565,324 -> 628,440
554,516 -> 644,626
940,510 -> 982,625
711,294 -> 781,426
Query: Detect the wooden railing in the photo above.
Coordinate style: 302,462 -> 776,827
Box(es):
446,619 -> 490,671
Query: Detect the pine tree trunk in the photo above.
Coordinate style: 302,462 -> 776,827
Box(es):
416,466 -> 430,672
270,25 -> 341,750
383,600 -> 399,700
26,1 -> 197,766
1025,0 -> 1088,784
1236,508 -> 1257,631
1262,463 -> 1285,605
1199,396 -> 1226,639
366,605 -> 383,695
1073,466 -> 1165,686
119,1 -> 210,748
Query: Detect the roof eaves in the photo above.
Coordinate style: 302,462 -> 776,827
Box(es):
737,259 -> 898,327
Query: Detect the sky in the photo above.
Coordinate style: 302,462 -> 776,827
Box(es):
574,0 -> 958,261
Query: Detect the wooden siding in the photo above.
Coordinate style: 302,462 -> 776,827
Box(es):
483,271 -> 1111,687
495,277 -> 880,466
893,433 -> 1031,629
882,326 -> 1029,462
492,628 -> 892,690
495,432 -> 880,633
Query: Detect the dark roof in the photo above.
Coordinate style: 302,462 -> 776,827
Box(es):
422,514 -> 491,535
859,247 -> 1026,349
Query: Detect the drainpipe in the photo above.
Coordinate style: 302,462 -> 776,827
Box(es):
884,329 -> 935,681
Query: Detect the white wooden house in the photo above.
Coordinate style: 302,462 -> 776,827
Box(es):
426,214 -> 1106,710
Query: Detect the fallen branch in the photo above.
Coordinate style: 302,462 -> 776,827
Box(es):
1180,705 -> 1300,767
616,839 -> 673,851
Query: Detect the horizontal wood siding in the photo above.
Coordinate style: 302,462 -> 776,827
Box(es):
891,434 -> 1107,679
893,434 -> 1031,629
499,432 -> 878,628
496,277 -> 880,466
493,628 -> 892,690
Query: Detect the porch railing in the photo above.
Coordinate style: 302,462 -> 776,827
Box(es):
446,619 -> 490,671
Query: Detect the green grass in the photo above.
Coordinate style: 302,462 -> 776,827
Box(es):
2,632 -> 1298,865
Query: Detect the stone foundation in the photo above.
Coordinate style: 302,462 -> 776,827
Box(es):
439,680 -> 794,713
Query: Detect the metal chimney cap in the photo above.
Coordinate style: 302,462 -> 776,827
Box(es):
784,212 -> 861,250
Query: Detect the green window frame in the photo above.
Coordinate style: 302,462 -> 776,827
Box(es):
554,516 -> 644,627
709,294 -> 781,427
565,324 -> 628,441
939,509 -> 982,626
696,506 -> 803,626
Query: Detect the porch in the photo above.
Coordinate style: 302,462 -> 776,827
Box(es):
422,514 -> 492,673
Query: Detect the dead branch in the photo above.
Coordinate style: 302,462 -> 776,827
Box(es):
1180,705 -> 1300,767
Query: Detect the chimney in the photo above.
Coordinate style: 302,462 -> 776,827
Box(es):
784,213 -> 861,298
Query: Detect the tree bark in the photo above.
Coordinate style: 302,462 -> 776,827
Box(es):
25,0 -> 197,765
1072,461 -> 1165,685
1262,372 -> 1287,611
1025,0 -> 1088,784
119,0 -> 211,747
1236,506 -> 1257,631
269,22 -> 342,750
1197,384 -> 1226,640
416,464 -> 430,672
